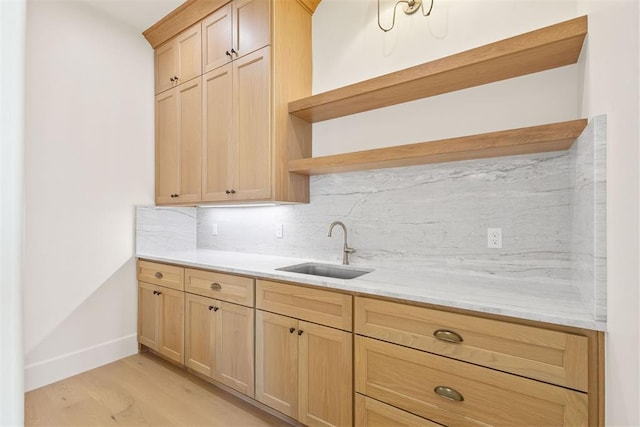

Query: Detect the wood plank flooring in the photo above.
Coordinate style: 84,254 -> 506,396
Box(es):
25,352 -> 290,427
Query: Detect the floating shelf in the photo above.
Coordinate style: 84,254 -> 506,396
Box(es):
288,119 -> 587,175
289,16 -> 587,123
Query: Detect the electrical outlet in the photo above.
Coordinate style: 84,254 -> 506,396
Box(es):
211,224 -> 218,236
276,223 -> 283,239
487,228 -> 502,249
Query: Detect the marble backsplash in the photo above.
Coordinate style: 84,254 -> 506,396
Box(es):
136,116 -> 607,320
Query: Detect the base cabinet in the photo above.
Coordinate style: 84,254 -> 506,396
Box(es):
137,282 -> 184,365
185,293 -> 255,396
255,310 -> 353,427
355,394 -> 441,427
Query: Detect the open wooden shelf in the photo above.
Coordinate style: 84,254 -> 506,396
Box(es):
289,16 -> 587,123
288,119 -> 587,175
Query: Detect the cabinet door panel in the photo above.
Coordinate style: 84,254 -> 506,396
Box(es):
176,23 -> 202,84
158,287 -> 185,364
355,394 -> 441,427
202,65 -> 233,202
233,47 -> 271,200
185,293 -> 216,378
154,41 -> 176,94
217,302 -> 254,396
203,3 -> 233,73
299,321 -> 353,427
176,79 -> 202,203
233,0 -> 270,58
256,310 -> 298,417
155,89 -> 178,204
138,283 -> 159,350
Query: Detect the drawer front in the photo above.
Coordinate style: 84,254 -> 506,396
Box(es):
256,280 -> 352,331
355,394 -> 441,427
138,260 -> 184,291
185,268 -> 255,307
354,297 -> 589,391
355,336 -> 588,427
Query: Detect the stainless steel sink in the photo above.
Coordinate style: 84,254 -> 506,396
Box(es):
276,262 -> 373,280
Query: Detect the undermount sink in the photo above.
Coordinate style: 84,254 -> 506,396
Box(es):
276,262 -> 373,280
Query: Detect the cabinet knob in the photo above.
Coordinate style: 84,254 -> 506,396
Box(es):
297,330 -> 304,336
169,77 -> 174,82
225,190 -> 231,194
225,50 -> 231,57
213,306 -> 220,312
174,76 -> 178,80
154,272 -> 163,279
433,329 -> 463,344
434,386 -> 464,402
210,282 -> 222,291
208,305 -> 215,311
230,48 -> 237,56
153,290 -> 162,296
230,189 -> 236,194
289,327 -> 295,334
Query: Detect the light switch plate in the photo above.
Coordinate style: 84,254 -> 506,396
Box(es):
487,228 -> 502,248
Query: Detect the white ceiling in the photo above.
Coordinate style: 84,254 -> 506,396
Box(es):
79,0 -> 186,33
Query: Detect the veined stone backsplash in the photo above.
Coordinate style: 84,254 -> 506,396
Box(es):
136,116 -> 606,320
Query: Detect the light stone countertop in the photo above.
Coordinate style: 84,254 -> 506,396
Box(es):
137,248 -> 606,331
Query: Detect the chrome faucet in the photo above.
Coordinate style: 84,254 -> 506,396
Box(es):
328,221 -> 356,265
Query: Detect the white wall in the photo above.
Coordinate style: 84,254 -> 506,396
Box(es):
313,0 -> 640,425
0,0 -> 26,423
23,0 -> 155,390
575,1 -> 640,424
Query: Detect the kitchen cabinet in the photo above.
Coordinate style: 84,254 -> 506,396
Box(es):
137,282 -> 185,365
255,279 -> 353,426
184,268 -> 255,396
155,78 -> 202,205
185,293 -> 254,396
354,296 -> 598,426
355,394 -> 441,427
147,0 -> 312,206
202,0 -> 270,73
202,47 -> 271,202
154,23 -> 202,95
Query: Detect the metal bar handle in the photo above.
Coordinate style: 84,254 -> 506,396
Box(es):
434,386 -> 464,402
433,329 -> 463,343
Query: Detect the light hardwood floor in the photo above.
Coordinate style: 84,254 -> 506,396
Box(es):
25,352 -> 290,427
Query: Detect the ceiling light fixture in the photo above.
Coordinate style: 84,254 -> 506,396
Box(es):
377,0 -> 434,32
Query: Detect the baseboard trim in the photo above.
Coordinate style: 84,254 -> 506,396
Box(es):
24,334 -> 138,392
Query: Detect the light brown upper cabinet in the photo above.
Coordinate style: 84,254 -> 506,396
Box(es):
155,78 -> 202,205
202,47 -> 271,202
202,0 -> 270,73
147,0 -> 312,206
154,23 -> 202,95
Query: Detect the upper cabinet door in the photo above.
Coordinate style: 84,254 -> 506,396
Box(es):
155,42 -> 177,94
176,78 -> 202,203
202,2 -> 233,73
154,23 -> 201,94
233,0 -> 270,58
175,23 -> 202,86
233,46 -> 271,200
155,89 -> 178,204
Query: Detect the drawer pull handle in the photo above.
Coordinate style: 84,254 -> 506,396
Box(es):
434,386 -> 464,402
434,329 -> 463,343
210,282 -> 222,291
154,272 -> 163,279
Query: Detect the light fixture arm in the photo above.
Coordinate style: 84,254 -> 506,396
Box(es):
377,0 -> 434,32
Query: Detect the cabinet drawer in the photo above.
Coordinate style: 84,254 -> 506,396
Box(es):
256,280 -> 352,331
355,336 -> 588,427
185,268 -> 254,307
354,297 -> 588,391
355,394 -> 441,427
137,260 -> 184,291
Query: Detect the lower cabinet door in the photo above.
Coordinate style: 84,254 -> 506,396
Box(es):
157,287 -> 185,364
355,394 -> 441,427
185,293 -> 216,377
216,301 -> 254,396
355,336 -> 588,426
138,282 -> 160,350
299,321 -> 353,427
255,310 -> 299,418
